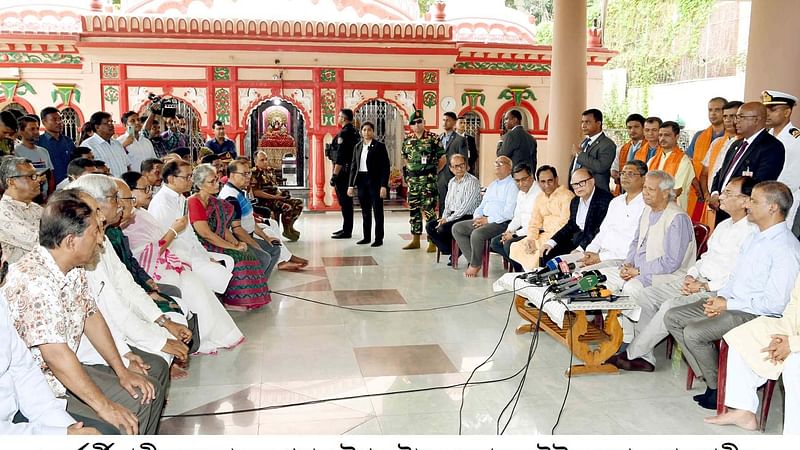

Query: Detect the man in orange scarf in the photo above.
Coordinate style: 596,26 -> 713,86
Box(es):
647,121 -> 694,210
686,97 -> 728,218
613,113 -> 647,194
700,101 -> 742,226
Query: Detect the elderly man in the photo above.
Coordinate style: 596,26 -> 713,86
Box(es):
706,274 -> 800,433
541,168 -> 612,264
83,112 -> 129,177
219,159 -> 284,275
665,181 -> 800,409
489,162 -> 540,272
251,150 -> 303,241
436,112 -> 469,215
598,170 -> 696,299
609,177 -> 757,372
148,160 -> 233,294
426,154 -> 481,261
69,175 -> 191,380
452,156 -> 518,277
0,157 -> 44,264
2,192 -> 159,435
576,160 -> 647,269
509,165 -> 574,271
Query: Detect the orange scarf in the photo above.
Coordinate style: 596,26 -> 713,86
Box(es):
705,132 -> 733,176
632,143 -> 651,162
648,146 -> 684,175
618,140 -> 647,166
692,126 -> 718,163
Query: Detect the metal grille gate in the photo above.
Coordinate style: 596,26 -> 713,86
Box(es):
170,99 -> 204,160
60,107 -> 80,144
354,99 -> 402,168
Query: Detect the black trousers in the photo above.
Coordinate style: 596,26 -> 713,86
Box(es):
425,214 -> 472,255
540,240 -> 578,265
489,233 -> 525,272
334,170 -> 353,234
355,173 -> 385,241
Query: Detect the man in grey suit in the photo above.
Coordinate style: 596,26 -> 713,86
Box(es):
570,108 -> 616,192
437,112 -> 469,216
498,109 -> 537,172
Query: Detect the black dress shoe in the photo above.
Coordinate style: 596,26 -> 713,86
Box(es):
697,389 -> 718,410
693,387 -> 712,402
332,234 -> 352,239
331,230 -> 344,237
370,240 -> 383,247
356,238 -> 371,245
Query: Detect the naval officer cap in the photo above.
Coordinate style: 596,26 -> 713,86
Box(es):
762,90 -> 797,108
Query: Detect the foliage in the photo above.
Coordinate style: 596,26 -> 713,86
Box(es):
604,0 -> 715,87
534,20 -> 553,45
418,0 -> 436,16
504,0 -> 553,23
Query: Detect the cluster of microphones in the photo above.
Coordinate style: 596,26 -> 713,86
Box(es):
516,257 -> 621,302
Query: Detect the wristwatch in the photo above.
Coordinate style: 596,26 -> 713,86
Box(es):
155,315 -> 168,327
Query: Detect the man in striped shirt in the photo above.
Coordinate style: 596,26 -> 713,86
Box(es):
426,154 -> 480,263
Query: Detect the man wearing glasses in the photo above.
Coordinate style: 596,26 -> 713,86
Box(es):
0,157 -> 45,264
539,167 -> 612,265
709,102 -> 785,224
83,112 -> 130,177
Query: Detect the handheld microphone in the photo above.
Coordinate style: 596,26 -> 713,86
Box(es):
555,274 -> 599,297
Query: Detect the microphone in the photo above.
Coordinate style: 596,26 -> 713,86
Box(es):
531,261 -> 576,282
554,274 -> 600,297
552,269 -> 602,290
517,257 -> 561,279
567,288 -> 613,302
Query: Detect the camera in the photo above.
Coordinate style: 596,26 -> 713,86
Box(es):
148,93 -> 177,118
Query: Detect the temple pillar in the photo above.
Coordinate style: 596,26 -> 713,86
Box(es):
311,133 -> 325,210
744,0 -> 800,125
545,0 -> 587,174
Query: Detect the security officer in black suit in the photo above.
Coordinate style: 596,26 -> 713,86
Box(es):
330,108 -> 360,238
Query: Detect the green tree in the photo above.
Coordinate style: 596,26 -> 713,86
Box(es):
418,0 -> 436,16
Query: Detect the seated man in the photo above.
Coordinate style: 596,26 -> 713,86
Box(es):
609,176 -> 757,372
55,158 -> 101,191
489,162 -> 540,272
426,154 -> 481,261
0,157 -> 44,264
1,243 -> 99,435
509,165 -> 574,271
706,273 -> 800,433
2,192 -> 160,434
666,181 -> 800,410
598,170 -> 696,299
251,150 -> 303,241
69,175 -> 192,381
139,158 -> 163,195
540,168 -> 612,264
576,160 -> 647,269
451,156 -> 518,277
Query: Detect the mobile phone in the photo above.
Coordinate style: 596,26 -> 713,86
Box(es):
127,124 -> 135,136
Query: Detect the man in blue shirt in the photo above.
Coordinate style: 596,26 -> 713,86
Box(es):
38,107 -> 75,184
665,181 -> 800,410
204,120 -> 237,159
452,155 -> 518,277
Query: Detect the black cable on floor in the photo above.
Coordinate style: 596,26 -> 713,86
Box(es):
271,290 -> 507,313
457,277 -> 519,435
551,299 -> 575,435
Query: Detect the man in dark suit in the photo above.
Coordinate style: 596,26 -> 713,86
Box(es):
436,112 -> 469,218
457,116 -> 479,176
569,108 -> 616,192
497,109 -> 537,171
709,101 -> 785,223
540,168 -> 612,264
330,108 -> 360,239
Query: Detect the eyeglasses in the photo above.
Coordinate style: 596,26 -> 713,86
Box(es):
513,175 -> 532,184
721,189 -> 746,198
620,170 -> 641,177
450,163 -> 466,170
173,173 -> 193,180
9,173 -> 41,181
411,119 -> 423,125
493,161 -> 509,167
735,115 -> 759,121
229,171 -> 252,178
570,178 -> 593,189
119,196 -> 136,203
133,185 -> 153,194
105,192 -> 120,203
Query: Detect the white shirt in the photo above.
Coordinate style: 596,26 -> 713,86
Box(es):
688,216 -> 758,291
585,191 -> 645,261
148,184 -> 209,262
118,132 -> 156,175
572,132 -> 603,172
84,237 -> 171,357
0,297 -> 75,435
774,123 -> 800,192
704,135 -> 737,191
358,141 -> 371,172
506,184 -> 541,236
83,134 -> 129,177
719,128 -> 766,191
575,189 -> 595,230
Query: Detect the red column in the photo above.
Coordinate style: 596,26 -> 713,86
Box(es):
311,133 -> 326,210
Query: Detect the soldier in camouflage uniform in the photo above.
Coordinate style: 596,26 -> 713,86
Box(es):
401,110 -> 445,250
251,150 -> 303,241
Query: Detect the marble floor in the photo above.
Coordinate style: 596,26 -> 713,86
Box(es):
159,212 -> 785,435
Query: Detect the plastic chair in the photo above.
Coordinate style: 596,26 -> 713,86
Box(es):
716,340 -> 778,432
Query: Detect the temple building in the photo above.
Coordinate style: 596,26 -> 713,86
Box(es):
0,0 -> 613,210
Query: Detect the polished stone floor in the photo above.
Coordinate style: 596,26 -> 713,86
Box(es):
159,212 -> 784,435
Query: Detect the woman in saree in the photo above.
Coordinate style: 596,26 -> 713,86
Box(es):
187,164 -> 272,311
121,171 -> 245,354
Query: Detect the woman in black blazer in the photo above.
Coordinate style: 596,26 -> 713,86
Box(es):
348,121 -> 391,247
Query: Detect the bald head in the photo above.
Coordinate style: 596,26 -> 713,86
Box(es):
735,102 -> 767,139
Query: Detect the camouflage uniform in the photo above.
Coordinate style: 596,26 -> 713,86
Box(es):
251,167 -> 303,238
402,130 -> 444,234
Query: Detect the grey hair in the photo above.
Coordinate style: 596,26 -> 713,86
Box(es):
0,156 -> 30,190
255,149 -> 269,159
645,170 -> 676,200
193,163 -> 217,189
67,173 -> 117,200
754,181 -> 793,219
449,153 -> 466,164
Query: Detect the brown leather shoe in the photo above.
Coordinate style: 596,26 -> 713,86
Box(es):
620,356 -> 655,372
605,353 -> 625,368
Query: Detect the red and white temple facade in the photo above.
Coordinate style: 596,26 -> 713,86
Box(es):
0,0 -> 613,210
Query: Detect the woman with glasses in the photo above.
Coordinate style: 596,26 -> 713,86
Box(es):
347,121 -> 390,247
186,164 -> 271,311
119,171 -> 245,353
